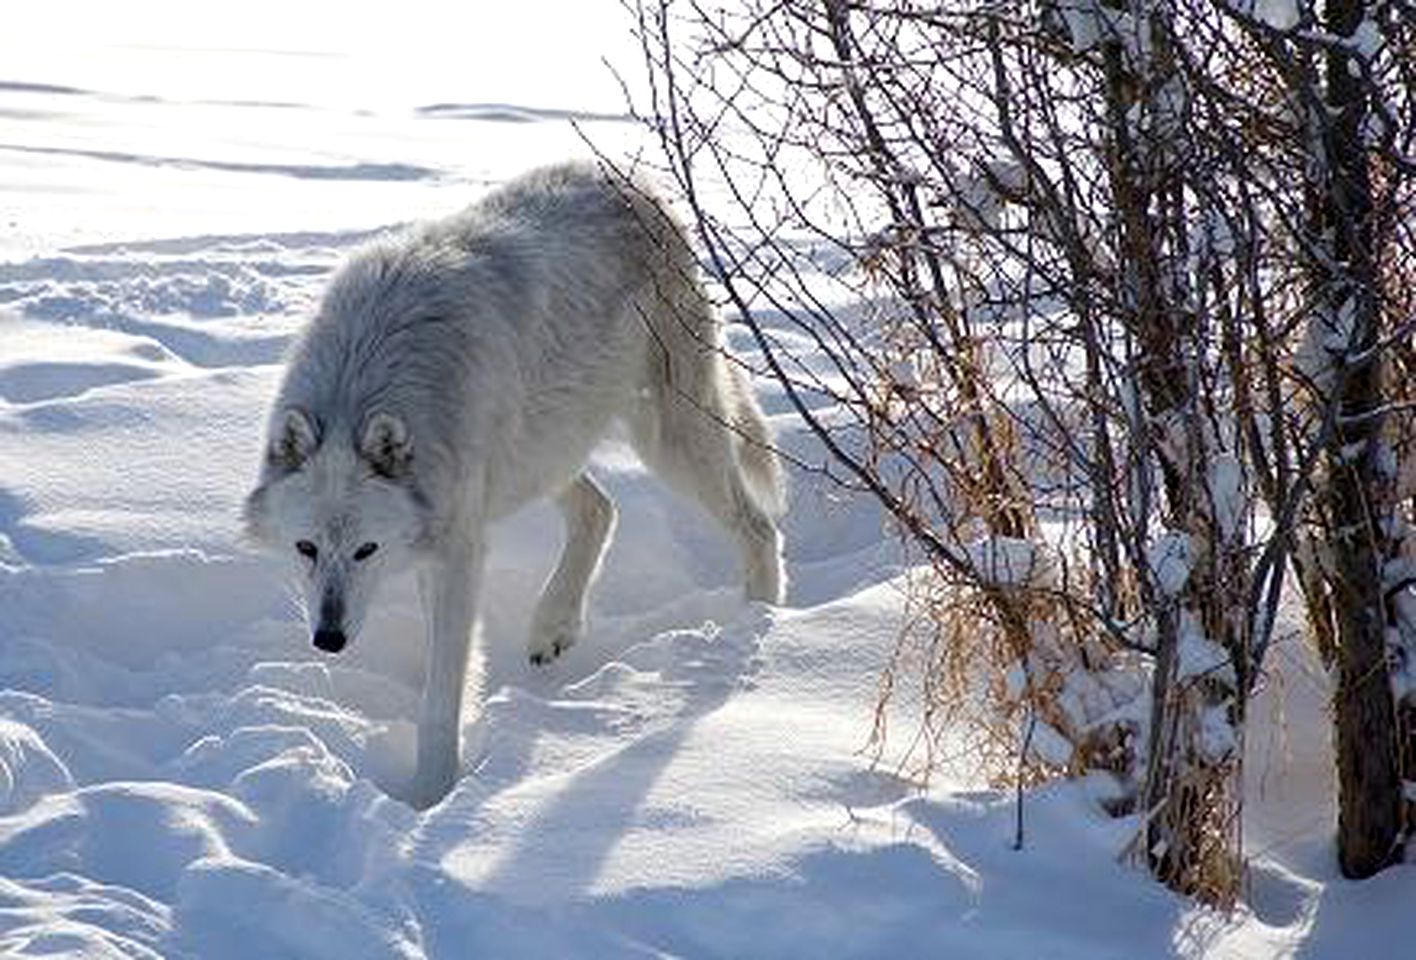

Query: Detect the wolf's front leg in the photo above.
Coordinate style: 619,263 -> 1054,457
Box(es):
410,536 -> 484,808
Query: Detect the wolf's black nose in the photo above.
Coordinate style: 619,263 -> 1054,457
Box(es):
312,628 -> 347,653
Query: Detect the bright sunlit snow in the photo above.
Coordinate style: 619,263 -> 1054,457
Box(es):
0,3 -> 1409,958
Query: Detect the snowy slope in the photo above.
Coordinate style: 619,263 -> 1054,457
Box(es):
0,4 -> 1411,958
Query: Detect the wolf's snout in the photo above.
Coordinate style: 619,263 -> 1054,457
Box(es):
314,590 -> 346,653
313,628 -> 347,653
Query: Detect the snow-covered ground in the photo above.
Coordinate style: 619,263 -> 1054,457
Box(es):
0,4 -> 1411,957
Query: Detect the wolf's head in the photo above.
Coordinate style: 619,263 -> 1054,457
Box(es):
244,407 -> 428,654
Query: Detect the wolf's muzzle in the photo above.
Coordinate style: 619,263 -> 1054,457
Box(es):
314,590 -> 346,653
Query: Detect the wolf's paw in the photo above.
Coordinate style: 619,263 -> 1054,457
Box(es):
745,544 -> 786,605
528,614 -> 581,666
405,761 -> 457,810
405,775 -> 452,811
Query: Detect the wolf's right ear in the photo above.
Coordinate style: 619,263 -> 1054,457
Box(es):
241,484 -> 270,544
269,407 -> 319,472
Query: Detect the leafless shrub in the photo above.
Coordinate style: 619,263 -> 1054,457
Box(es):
629,0 -> 1415,900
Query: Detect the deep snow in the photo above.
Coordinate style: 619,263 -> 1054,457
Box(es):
0,4 -> 1411,958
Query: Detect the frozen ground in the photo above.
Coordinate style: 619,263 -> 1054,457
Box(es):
0,3 -> 1411,957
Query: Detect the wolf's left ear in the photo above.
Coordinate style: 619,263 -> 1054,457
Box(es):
360,411 -> 413,479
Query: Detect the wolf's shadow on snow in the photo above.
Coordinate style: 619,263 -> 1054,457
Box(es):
402,605 -> 768,939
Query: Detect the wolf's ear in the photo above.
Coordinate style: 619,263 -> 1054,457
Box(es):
360,411 -> 412,479
241,484 -> 271,544
269,407 -> 319,472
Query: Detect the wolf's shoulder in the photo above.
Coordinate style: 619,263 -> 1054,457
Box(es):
445,161 -> 668,238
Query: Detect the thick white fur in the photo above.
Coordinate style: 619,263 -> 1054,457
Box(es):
244,162 -> 785,807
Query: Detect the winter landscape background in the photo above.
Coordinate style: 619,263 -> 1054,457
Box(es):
0,1 -> 1410,956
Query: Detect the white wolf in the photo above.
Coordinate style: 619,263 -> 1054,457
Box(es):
244,162 -> 786,806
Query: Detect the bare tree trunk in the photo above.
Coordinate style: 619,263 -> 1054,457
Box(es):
1319,0 -> 1402,881
1093,3 -> 1240,899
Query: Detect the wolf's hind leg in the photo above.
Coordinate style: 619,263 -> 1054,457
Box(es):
529,472 -> 617,665
630,385 -> 785,605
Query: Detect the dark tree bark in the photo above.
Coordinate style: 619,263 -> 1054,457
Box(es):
1317,0 -> 1402,880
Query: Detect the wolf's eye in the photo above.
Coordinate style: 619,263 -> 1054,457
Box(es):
353,542 -> 379,562
296,540 -> 318,561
